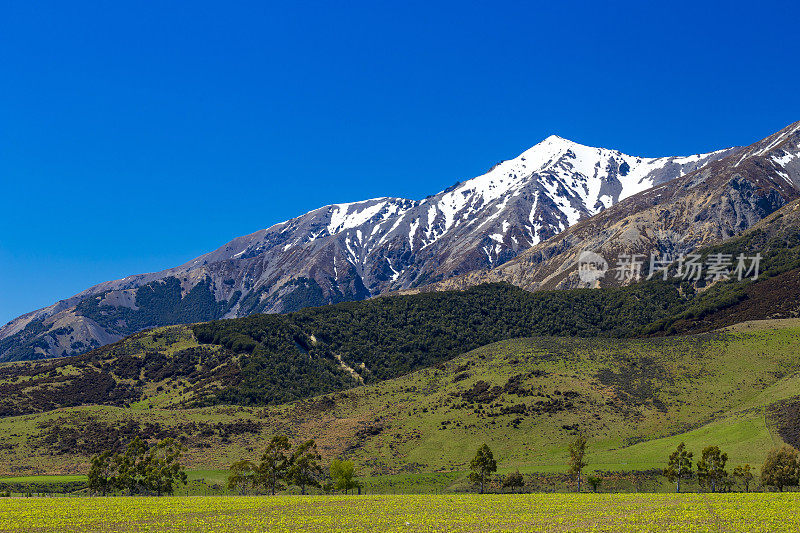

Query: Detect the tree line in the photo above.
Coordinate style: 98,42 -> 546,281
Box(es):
663,442 -> 799,493
467,438 -> 800,493
88,437 -> 187,495
87,433 -> 361,497
226,435 -> 361,495
87,433 -> 800,496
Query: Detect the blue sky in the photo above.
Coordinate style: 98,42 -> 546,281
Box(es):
1,0 -> 799,325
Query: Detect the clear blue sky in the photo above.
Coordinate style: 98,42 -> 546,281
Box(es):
1,0 -> 799,325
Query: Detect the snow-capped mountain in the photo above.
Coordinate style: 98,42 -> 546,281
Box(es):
0,135 -> 736,361
423,120 -> 800,295
180,135 -> 734,292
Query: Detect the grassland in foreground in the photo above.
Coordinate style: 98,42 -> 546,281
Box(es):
0,494 -> 798,532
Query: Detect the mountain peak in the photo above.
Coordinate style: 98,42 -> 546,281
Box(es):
517,135 -> 595,169
539,133 -> 589,149
0,129 -> 742,361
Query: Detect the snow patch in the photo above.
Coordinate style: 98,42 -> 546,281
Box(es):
408,218 -> 419,251
327,199 -> 389,235
774,152 -> 798,167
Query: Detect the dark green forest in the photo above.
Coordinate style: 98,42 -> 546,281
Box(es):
193,280 -> 686,406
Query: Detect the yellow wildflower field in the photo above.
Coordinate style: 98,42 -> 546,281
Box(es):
0,493 -> 797,532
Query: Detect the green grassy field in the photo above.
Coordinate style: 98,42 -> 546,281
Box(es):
0,476 -> 86,484
0,494 -> 798,532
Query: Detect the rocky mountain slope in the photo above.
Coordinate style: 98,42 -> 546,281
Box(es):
1,136 -> 731,361
417,120 -> 800,294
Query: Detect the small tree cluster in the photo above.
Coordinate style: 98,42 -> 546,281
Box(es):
88,437 -> 187,496
227,435 -> 325,495
470,437 -> 593,494
663,443 -> 694,493
664,443 -> 800,493
586,474 -> 603,493
568,436 -> 588,493
329,459 -> 362,494
761,446 -> 800,492
501,470 -> 524,493
732,464 -> 754,492
697,446 -> 728,493
468,444 -> 497,493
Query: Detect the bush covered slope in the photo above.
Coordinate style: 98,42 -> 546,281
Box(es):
2,320 -> 800,477
0,279 -> 696,417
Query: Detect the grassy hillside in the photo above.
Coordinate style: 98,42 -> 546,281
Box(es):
1,320 -> 799,485
0,281 -> 691,417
